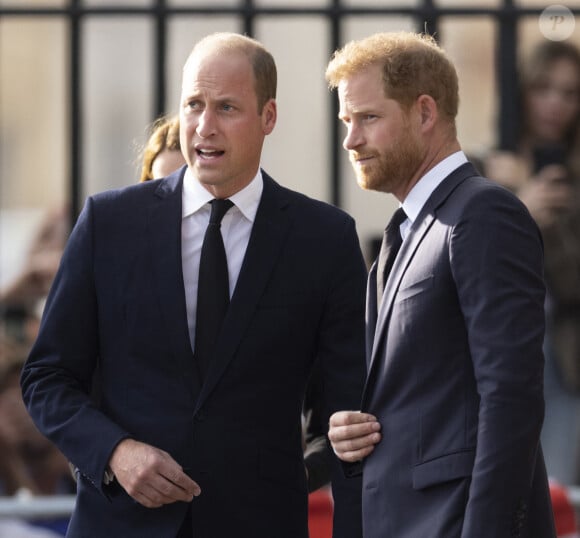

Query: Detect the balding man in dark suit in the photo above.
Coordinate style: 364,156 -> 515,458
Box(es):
21,32 -> 365,538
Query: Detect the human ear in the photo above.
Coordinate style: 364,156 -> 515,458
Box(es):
417,94 -> 437,131
261,99 -> 277,134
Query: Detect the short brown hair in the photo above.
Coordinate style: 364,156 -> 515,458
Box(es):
326,32 -> 459,124
185,32 -> 277,112
139,115 -> 181,183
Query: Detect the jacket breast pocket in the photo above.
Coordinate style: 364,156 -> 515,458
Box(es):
395,274 -> 434,302
412,449 -> 475,490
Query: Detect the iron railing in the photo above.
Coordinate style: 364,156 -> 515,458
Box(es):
3,1 -> 577,221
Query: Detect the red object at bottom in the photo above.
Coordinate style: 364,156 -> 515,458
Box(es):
550,481 -> 578,537
309,482 -> 580,537
308,488 -> 334,538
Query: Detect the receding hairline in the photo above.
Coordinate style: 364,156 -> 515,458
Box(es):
184,32 -> 266,71
182,32 -> 277,108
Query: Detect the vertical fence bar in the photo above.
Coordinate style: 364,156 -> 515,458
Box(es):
153,0 -> 167,118
497,0 -> 518,151
420,0 -> 438,37
69,0 -> 82,225
242,0 -> 254,37
329,0 -> 342,208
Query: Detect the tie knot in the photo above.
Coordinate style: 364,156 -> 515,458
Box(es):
384,207 -> 406,237
391,207 -> 406,228
209,199 -> 234,225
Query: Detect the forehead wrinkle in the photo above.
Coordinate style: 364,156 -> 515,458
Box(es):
182,58 -> 255,106
338,92 -> 374,118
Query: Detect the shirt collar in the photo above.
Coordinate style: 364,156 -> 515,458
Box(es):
402,150 -> 468,223
182,167 -> 264,222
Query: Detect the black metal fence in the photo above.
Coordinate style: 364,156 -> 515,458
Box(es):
1,1 -> 579,219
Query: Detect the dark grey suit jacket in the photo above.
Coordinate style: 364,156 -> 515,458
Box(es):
361,163 -> 556,538
21,169 -> 366,538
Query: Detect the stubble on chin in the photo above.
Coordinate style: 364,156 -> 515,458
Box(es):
357,176 -> 376,192
355,169 -> 389,193
355,173 -> 369,191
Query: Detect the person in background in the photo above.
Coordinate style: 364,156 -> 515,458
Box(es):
326,31 -> 555,537
1,207 -> 67,344
0,335 -> 75,536
21,32 -> 365,538
484,40 -> 580,486
139,114 -> 184,183
0,206 -> 71,536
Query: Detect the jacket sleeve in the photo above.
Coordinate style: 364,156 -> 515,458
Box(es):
315,216 -> 366,538
20,196 -> 129,498
450,187 -> 548,536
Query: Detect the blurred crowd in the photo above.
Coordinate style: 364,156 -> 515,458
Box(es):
0,207 -> 74,536
483,39 -> 580,488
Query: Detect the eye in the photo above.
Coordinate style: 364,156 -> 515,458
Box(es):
186,100 -> 202,111
221,103 -> 234,112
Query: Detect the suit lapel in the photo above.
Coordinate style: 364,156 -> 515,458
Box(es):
195,172 -> 293,410
147,170 -> 202,395
366,262 -> 379,369
369,213 -> 435,365
366,163 -> 476,388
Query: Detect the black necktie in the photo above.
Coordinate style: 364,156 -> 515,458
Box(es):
377,207 -> 406,307
195,199 -> 234,379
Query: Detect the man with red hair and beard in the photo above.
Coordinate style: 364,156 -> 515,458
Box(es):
326,31 -> 556,538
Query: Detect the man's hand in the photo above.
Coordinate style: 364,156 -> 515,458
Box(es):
328,411 -> 381,463
108,439 -> 201,508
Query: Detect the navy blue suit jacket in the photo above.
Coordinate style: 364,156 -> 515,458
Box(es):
21,169 -> 366,538
361,163 -> 556,538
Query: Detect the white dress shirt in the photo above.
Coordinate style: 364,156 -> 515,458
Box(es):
399,151 -> 468,240
181,167 -> 263,351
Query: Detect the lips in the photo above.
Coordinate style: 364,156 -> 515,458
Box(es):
196,148 -> 225,160
351,153 -> 374,165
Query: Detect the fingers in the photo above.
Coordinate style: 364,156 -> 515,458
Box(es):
133,469 -> 199,508
329,410 -> 377,427
109,439 -> 201,508
159,466 -> 201,500
134,473 -> 201,509
329,428 -> 381,462
328,411 -> 381,463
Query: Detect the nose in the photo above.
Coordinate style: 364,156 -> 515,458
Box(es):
196,109 -> 216,138
343,123 -> 363,151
